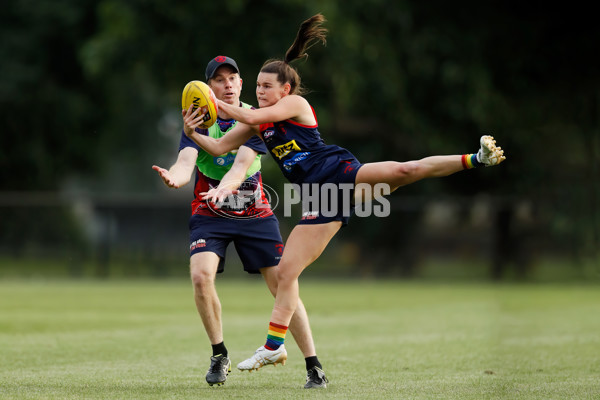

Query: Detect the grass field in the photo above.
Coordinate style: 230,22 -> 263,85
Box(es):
1,279 -> 599,399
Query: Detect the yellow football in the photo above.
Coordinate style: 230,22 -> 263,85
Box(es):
181,80 -> 218,129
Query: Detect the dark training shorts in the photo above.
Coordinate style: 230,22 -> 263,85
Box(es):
189,214 -> 284,274
297,156 -> 363,227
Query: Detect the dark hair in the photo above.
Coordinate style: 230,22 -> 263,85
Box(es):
260,14 -> 327,95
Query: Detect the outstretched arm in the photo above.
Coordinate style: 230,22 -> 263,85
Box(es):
217,95 -> 315,126
201,145 -> 259,204
152,146 -> 198,189
182,105 -> 259,156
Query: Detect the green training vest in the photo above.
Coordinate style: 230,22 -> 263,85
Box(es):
195,102 -> 261,181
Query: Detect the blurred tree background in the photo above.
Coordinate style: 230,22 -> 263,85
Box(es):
1,0 -> 598,280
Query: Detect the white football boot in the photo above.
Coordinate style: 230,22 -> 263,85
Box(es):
477,135 -> 506,166
237,345 -> 287,371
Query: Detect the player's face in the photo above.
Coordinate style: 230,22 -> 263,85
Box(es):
208,66 -> 242,105
256,72 -> 289,108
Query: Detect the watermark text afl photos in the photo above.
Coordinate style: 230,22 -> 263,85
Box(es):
209,179 -> 391,220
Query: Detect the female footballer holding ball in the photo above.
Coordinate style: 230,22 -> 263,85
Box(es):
181,13 -> 505,377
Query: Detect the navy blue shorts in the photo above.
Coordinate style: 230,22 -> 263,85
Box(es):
298,156 -> 363,227
189,214 -> 284,274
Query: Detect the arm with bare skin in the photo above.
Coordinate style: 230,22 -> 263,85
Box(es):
200,145 -> 259,204
182,104 -> 260,156
216,95 -> 315,126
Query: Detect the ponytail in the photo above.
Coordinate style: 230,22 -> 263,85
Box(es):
261,14 -> 327,95
284,14 -> 327,64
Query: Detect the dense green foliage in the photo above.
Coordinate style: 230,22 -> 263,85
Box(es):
1,0 -> 598,274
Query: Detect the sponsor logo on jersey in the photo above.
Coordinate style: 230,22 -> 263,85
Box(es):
282,152 -> 311,171
301,211 -> 319,220
263,129 -> 275,140
213,153 -> 236,166
272,140 -> 301,159
190,238 -> 206,251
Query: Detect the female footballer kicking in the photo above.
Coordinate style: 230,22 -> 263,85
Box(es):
182,14 -> 505,376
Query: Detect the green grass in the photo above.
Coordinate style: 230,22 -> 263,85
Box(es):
1,279 -> 599,399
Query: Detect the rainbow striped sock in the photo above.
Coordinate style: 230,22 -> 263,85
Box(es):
265,322 -> 288,350
461,154 -> 483,169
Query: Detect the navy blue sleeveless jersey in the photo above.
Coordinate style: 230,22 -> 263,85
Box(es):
259,107 -> 361,185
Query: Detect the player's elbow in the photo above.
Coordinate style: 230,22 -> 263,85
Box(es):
206,139 -> 226,157
205,148 -> 222,157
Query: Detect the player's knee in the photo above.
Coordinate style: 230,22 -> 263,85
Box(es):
395,161 -> 420,177
190,266 -> 215,291
392,161 -> 421,184
276,266 -> 299,288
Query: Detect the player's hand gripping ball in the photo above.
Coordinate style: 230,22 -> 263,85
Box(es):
181,80 -> 218,129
